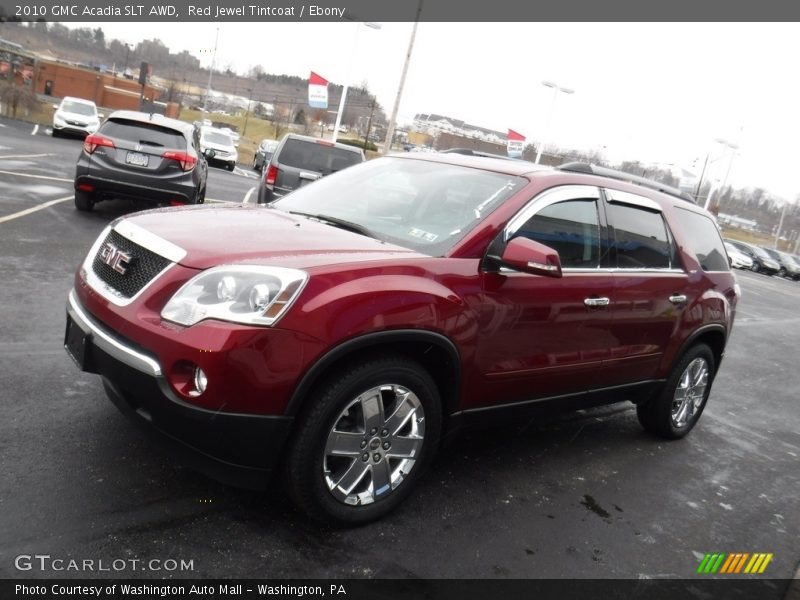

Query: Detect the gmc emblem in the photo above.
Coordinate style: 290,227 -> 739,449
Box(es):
99,242 -> 132,275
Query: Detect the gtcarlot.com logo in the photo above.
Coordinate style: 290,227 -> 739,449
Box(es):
697,552 -> 773,574
14,554 -> 194,572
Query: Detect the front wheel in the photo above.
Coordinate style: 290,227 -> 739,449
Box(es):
637,344 -> 715,439
284,355 -> 441,525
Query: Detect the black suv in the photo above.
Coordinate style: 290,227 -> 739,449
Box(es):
74,111 -> 208,211
257,134 -> 364,203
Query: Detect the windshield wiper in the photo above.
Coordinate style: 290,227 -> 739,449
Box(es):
289,211 -> 378,240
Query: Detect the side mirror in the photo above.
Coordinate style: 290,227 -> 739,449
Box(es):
97,112 -> 104,119
501,237 -> 563,278
52,104 -> 59,110
203,148 -> 216,159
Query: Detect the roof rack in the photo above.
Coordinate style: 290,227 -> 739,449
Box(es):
557,162 -> 696,204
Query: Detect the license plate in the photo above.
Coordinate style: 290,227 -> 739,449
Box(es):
126,151 -> 149,167
64,315 -> 89,370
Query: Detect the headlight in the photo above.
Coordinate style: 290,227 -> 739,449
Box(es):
53,114 -> 65,125
161,265 -> 307,327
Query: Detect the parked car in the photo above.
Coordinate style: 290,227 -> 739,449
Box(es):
65,157 -> 738,524
73,110 -> 208,212
199,126 -> 238,171
723,239 -> 780,275
723,242 -> 753,270
52,96 -> 102,138
253,139 -> 279,172
257,134 -> 364,203
761,247 -> 800,280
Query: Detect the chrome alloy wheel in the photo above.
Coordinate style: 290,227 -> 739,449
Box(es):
323,384 -> 425,506
670,357 -> 709,428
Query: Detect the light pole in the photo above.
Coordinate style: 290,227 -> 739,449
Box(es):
534,80 -> 574,165
702,137 -> 739,210
382,0 -> 423,154
202,27 -> 219,114
242,86 -> 255,137
332,21 -> 381,143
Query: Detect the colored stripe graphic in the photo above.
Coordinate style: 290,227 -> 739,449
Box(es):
698,552 -> 772,574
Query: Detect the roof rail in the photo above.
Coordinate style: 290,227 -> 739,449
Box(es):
557,162 -> 696,204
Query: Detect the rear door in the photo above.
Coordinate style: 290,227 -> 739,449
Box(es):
602,189 -> 688,385
91,119 -> 189,184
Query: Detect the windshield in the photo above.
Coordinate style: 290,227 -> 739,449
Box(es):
61,101 -> 96,116
272,157 -> 526,256
203,130 -> 234,146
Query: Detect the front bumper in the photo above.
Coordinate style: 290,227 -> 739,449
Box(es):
65,290 -> 293,489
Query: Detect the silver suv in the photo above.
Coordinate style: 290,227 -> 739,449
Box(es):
257,134 -> 364,203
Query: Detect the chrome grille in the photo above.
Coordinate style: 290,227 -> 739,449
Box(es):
91,229 -> 171,299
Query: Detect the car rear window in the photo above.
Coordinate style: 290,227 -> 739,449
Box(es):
277,139 -> 362,174
674,207 -> 729,271
101,119 -> 186,149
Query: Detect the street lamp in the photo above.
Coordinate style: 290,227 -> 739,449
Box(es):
202,27 -> 220,114
534,80 -> 574,165
382,0 -> 423,154
698,136 -> 739,210
332,21 -> 381,143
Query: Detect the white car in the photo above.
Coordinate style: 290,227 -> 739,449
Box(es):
724,242 -> 754,270
52,97 -> 102,137
199,127 -> 238,171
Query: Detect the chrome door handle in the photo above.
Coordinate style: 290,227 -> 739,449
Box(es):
584,297 -> 610,307
669,294 -> 687,304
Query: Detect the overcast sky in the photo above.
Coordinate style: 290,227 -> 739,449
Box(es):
65,22 -> 800,200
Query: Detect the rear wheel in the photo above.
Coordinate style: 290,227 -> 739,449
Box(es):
74,189 -> 94,211
637,344 -> 715,439
194,186 -> 206,205
226,162 -> 235,172
284,355 -> 441,525
778,267 -> 787,278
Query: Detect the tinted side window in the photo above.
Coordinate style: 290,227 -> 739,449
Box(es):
278,139 -> 362,174
513,199 -> 600,268
101,119 -> 185,149
673,208 -> 729,271
608,203 -> 671,269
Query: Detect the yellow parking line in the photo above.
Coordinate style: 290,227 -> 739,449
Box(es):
0,195 -> 73,225
0,169 -> 72,183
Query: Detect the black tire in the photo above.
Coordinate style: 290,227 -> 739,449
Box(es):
253,157 -> 260,171
226,162 -> 235,172
637,344 -> 715,439
778,268 -> 787,278
74,189 -> 94,211
194,186 -> 206,205
283,354 -> 441,525
52,128 -> 60,138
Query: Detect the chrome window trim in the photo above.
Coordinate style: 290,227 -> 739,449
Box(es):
82,221 -> 184,307
503,185 -> 601,242
604,188 -> 662,212
500,266 -> 685,275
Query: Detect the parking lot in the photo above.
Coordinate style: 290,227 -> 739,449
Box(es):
1,117 -> 798,582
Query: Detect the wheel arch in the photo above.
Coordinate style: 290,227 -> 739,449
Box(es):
671,324 -> 728,375
284,330 -> 462,419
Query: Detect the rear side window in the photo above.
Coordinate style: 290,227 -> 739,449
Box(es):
673,208 -> 730,271
101,119 -> 186,150
608,203 -> 671,269
513,200 -> 601,268
277,139 -> 362,174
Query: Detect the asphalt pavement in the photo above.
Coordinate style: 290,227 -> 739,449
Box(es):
0,117 -> 798,584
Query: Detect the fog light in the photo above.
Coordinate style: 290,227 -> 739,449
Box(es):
191,366 -> 208,396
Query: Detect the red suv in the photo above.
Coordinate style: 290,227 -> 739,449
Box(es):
65,154 -> 739,524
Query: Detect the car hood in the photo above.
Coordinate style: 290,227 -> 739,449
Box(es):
202,140 -> 236,153
56,109 -> 97,122
119,204 -> 424,270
